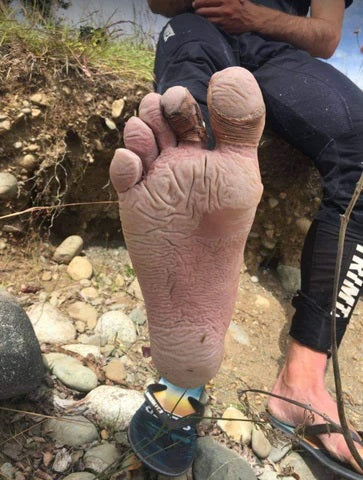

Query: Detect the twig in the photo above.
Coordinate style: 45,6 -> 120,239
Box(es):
331,173 -> 363,469
0,200 -> 118,221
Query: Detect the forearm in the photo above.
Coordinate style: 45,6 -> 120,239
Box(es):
251,5 -> 341,59
148,0 -> 193,17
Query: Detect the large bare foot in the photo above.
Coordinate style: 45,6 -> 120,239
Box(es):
268,340 -> 363,474
110,67 -> 265,388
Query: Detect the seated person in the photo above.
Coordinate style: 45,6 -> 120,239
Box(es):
110,0 -> 363,476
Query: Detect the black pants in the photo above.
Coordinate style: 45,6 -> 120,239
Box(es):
154,13 -> 363,353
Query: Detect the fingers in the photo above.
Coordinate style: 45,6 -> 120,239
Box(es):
161,86 -> 207,147
139,93 -> 177,151
109,148 -> 143,194
124,117 -> 159,172
207,66 -> 265,147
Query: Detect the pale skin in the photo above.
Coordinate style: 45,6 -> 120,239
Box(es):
114,0 -> 362,473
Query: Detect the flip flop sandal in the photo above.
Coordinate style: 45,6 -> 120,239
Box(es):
267,413 -> 363,480
128,383 -> 205,477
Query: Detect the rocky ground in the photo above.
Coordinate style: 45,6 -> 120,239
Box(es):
0,231 -> 361,480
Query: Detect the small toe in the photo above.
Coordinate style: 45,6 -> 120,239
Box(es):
139,93 -> 177,151
109,148 -> 143,194
161,86 -> 207,146
124,117 -> 159,172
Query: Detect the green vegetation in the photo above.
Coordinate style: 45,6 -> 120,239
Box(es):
0,5 -> 155,82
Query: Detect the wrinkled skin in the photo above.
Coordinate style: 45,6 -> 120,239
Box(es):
110,67 -> 265,388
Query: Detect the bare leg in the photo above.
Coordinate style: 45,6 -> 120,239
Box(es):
269,340 -> 363,473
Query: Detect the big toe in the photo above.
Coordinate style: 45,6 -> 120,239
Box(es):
208,66 -> 265,147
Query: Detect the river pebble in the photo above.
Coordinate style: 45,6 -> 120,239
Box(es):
30,92 -> 49,106
111,99 -> 125,119
44,353 -> 98,392
280,451 -> 332,479
217,407 -> 252,445
268,442 -> 292,463
129,307 -> 147,325
53,236 -> 84,264
193,437 -> 257,480
63,474 -> 95,480
103,358 -> 126,384
63,344 -> 101,358
0,463 -> 15,479
227,321 -> 249,346
67,256 -> 93,281
0,293 -> 44,400
95,310 -> 137,345
277,264 -> 301,293
296,217 -> 311,235
128,278 -> 143,301
67,301 -> 98,329
84,386 -> 143,429
80,287 -> 99,301
83,444 -> 121,473
52,448 -> 72,473
0,173 -> 18,199
45,415 -> 98,447
251,426 -> 272,459
27,302 -> 76,344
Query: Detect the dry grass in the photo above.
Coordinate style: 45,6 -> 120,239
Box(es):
0,5 -> 155,82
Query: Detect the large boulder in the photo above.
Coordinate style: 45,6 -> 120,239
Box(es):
0,291 -> 44,400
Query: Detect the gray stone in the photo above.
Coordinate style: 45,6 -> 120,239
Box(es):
0,293 -> 44,400
158,473 -> 192,480
95,311 -> 137,345
277,264 -> 301,293
83,444 -> 121,473
251,426 -> 272,459
84,386 -> 143,429
268,442 -> 292,463
52,448 -> 72,473
27,302 -> 76,344
193,437 -> 257,480
0,462 -> 15,479
45,415 -> 98,447
258,471 -> 279,480
44,353 -> 98,392
53,236 -> 84,264
63,474 -> 95,480
0,173 -> 17,200
228,321 -> 249,346
129,307 -> 147,325
280,451 -> 333,479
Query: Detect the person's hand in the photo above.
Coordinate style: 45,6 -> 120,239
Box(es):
192,0 -> 258,34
